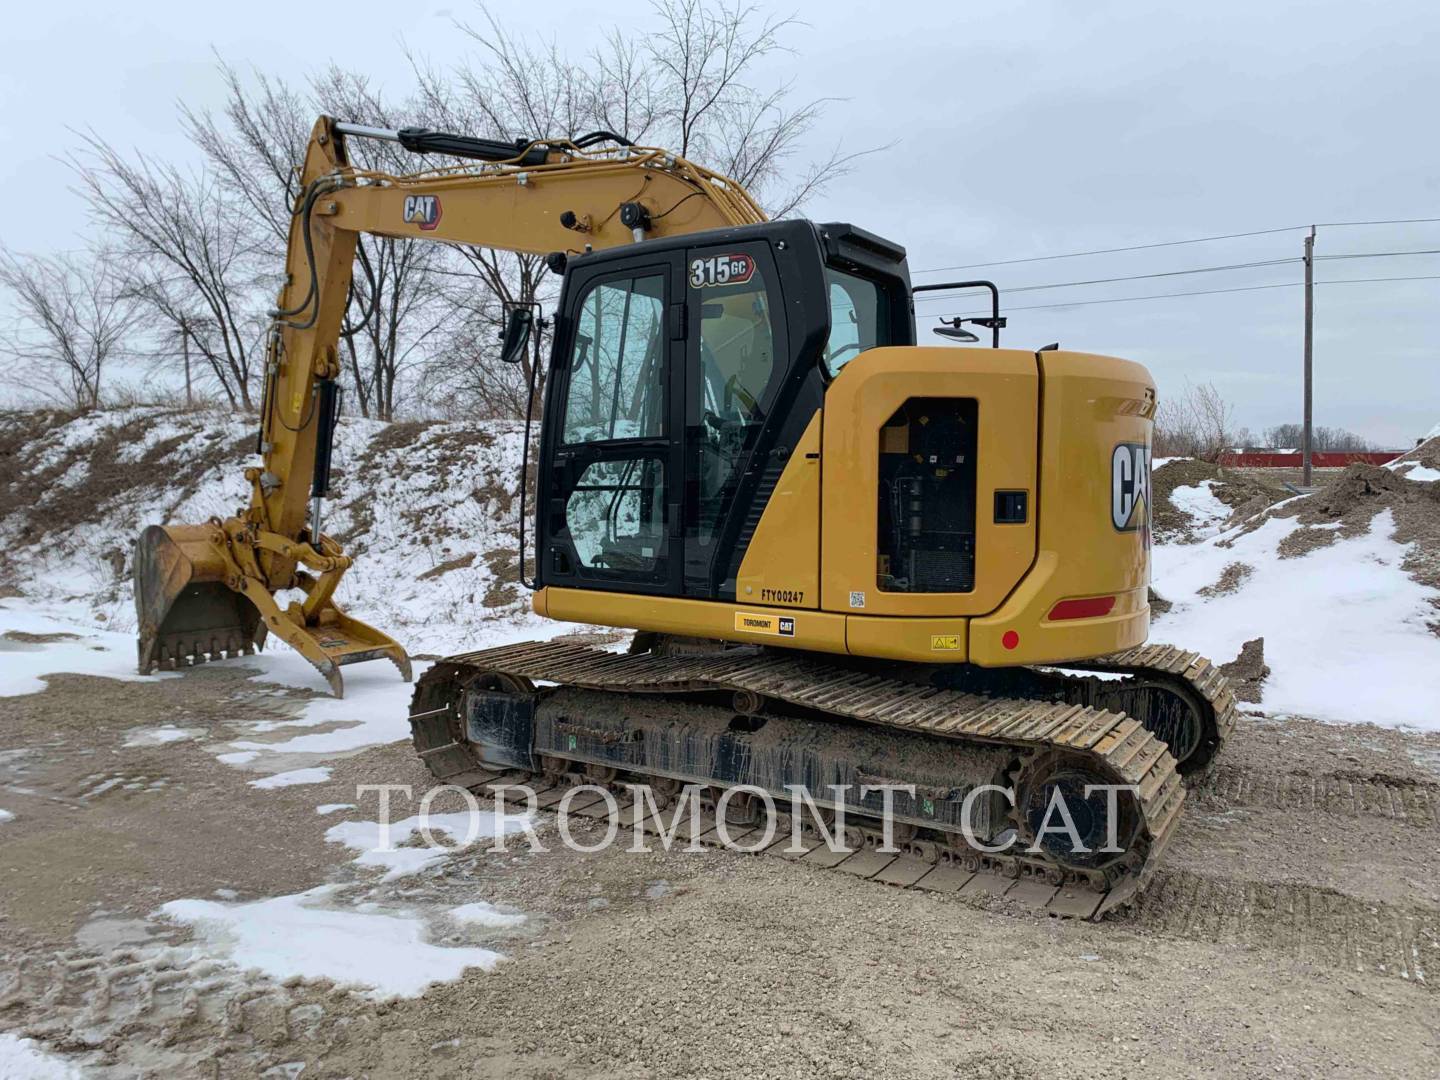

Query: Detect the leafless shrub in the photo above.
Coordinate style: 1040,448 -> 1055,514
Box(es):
1154,380 -> 1235,461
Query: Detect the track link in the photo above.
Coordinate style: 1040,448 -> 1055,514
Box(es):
409,640 -> 1197,919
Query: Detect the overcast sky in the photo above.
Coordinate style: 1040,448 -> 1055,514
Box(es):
3,0 -> 1436,444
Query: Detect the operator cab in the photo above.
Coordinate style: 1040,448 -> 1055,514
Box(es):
536,219 -> 912,601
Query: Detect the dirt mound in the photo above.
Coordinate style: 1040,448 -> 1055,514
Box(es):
1152,458 -> 1286,543
0,407 -> 535,650
1197,561 -> 1252,598
1387,427 -> 1440,476
1218,636 -> 1269,703
1230,463 -> 1440,604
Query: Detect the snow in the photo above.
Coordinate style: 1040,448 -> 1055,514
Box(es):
1168,479 -> 1230,537
0,408 -> 559,654
224,666 -> 431,757
1154,509 -> 1440,729
0,809 -> 13,824
0,603 -> 174,697
248,767 -> 332,790
317,803 -> 356,815
0,1034 -> 80,1079
1390,463 -> 1440,483
325,809 -> 535,881
159,886 -> 503,999
122,724 -> 193,747
450,901 -> 527,928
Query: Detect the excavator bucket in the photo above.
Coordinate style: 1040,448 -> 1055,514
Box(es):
134,523 -> 411,697
134,524 -> 264,674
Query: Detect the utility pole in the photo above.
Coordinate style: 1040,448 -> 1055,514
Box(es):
179,321 -> 193,409
1302,226 -> 1315,486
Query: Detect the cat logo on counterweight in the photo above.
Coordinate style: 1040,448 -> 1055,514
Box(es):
1111,443 -> 1151,532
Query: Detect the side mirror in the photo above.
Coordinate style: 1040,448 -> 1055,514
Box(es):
499,307 -> 535,365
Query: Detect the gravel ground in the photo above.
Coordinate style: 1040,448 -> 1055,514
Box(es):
1,664 -> 1438,1078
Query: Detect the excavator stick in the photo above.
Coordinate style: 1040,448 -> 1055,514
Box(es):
134,522 -> 412,697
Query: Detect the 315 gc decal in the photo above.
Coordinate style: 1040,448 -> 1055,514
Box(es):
689,253 -> 754,287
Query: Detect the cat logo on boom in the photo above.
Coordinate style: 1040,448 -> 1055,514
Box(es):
1111,442 -> 1151,532
403,195 -> 442,231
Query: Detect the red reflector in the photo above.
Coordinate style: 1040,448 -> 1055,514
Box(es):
1001,630 -> 1020,650
1048,596 -> 1117,621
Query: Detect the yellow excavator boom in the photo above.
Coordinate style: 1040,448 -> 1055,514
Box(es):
133,116 -> 765,695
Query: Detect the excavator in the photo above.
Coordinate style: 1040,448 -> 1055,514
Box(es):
133,116 -> 1236,917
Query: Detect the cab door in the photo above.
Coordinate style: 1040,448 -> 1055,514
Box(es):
540,257 -> 686,595
680,241 -> 791,598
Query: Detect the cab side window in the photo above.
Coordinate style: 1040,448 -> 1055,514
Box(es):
562,274 -> 666,443
823,268 -> 885,376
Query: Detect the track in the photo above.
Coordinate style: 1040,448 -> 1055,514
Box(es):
1194,762 -> 1440,827
408,640 -> 1224,919
1126,870 -> 1437,987
1062,642 -> 1239,775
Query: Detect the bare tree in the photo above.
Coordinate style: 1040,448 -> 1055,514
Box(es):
1153,381 -> 1236,461
407,0 -> 866,417
0,249 -> 141,410
177,61 -> 463,420
1263,422 -> 1376,452
53,2 -> 865,420
182,59 -> 311,253
69,139 -> 266,410
642,0 -> 865,216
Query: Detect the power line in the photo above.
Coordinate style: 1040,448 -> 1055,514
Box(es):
1316,247 -> 1440,261
913,257 -> 1298,302
911,217 -> 1440,275
912,227 -> 1304,275
915,247 -> 1440,305
927,274 -> 1440,319
1315,217 -> 1440,228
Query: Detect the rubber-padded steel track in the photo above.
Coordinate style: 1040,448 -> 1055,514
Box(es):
410,640 -> 1204,918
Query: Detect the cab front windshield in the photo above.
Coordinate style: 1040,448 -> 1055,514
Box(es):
823,267 -> 886,376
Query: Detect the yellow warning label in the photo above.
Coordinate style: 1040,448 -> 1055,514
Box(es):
930,634 -> 962,651
734,612 -> 796,637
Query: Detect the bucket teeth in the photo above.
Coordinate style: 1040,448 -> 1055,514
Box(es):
143,631 -> 262,674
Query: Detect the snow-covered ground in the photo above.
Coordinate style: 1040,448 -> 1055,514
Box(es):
1153,508 -> 1440,729
159,886 -> 508,1000
1166,479 -> 1231,539
0,407 -> 557,656
0,1033 -> 80,1079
